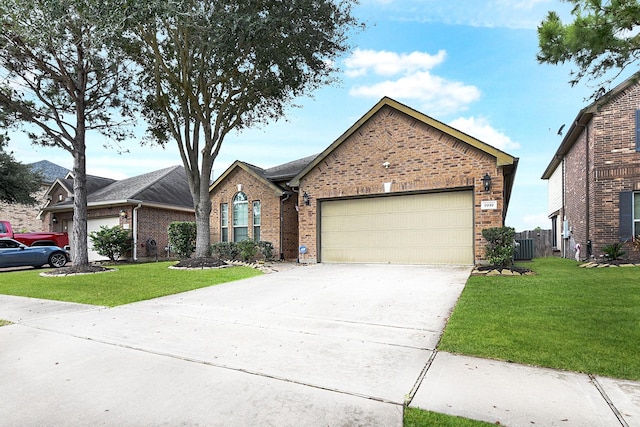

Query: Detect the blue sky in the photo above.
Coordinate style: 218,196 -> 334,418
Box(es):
7,0 -> 628,231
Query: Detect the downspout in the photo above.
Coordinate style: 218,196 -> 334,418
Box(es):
133,203 -> 142,261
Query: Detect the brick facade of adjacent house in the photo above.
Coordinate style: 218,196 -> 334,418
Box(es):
563,128 -> 590,258
0,184 -> 49,232
209,167 -> 299,260
546,76 -> 640,261
591,83 -> 640,259
296,105 -> 509,264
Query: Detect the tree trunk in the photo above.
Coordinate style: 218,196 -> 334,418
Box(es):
71,144 -> 89,267
193,165 -> 212,258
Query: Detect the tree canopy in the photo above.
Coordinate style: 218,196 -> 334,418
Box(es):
538,0 -> 640,93
0,140 -> 42,205
128,0 -> 362,257
0,0 -> 137,266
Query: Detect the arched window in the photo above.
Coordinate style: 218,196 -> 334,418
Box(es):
233,192 -> 248,242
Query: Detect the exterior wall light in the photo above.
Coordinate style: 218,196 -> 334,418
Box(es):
482,173 -> 492,192
120,209 -> 128,219
303,192 -> 310,206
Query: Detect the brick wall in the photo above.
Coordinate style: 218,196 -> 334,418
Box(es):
133,206 -> 195,260
563,127 -> 589,259
297,106 -> 508,264
590,83 -> 640,260
209,166 -> 294,259
0,184 -> 49,232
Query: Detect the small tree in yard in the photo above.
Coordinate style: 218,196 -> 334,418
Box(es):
168,222 -> 197,259
89,226 -> 132,262
482,226 -> 516,268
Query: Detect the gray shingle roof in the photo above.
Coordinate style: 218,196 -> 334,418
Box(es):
29,160 -> 69,184
264,154 -> 318,181
87,166 -> 193,208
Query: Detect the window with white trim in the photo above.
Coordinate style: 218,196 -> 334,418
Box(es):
635,193 -> 640,238
253,201 -> 261,241
220,203 -> 228,242
233,192 -> 248,242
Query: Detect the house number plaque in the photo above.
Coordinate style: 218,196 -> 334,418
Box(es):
481,200 -> 498,210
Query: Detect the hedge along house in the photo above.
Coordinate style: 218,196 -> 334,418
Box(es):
209,155 -> 317,260
41,166 -> 195,262
288,97 -> 519,265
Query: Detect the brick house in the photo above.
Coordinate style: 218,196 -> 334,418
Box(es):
209,156 -> 316,260
210,97 -> 519,265
0,160 -> 69,232
542,74 -> 640,261
42,165 -> 195,261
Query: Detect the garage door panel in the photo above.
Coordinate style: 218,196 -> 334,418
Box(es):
87,217 -> 120,261
320,192 -> 473,265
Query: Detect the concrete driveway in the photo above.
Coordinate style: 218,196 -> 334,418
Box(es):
0,263 -> 470,426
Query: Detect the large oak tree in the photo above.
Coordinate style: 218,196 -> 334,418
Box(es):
0,0 -> 137,266
128,0 -> 362,257
538,0 -> 640,93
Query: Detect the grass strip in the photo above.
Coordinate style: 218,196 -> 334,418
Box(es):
439,257 -> 640,381
0,262 -> 262,306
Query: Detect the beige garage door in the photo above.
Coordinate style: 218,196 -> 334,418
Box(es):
87,217 -> 120,261
320,191 -> 473,265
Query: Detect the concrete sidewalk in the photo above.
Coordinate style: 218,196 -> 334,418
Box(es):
410,351 -> 640,426
1,264 -> 639,426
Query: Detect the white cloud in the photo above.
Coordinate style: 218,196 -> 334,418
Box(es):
449,116 -> 521,151
344,49 -> 446,77
345,49 -> 480,115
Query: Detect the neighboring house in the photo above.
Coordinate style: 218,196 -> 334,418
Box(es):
542,73 -> 640,262
209,155 -> 316,260
42,165 -> 195,261
0,160 -> 69,232
210,97 -> 519,265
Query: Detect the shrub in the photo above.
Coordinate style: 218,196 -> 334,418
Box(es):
602,242 -> 626,260
257,241 -> 274,261
89,225 -> 132,262
633,235 -> 640,253
211,240 -> 274,261
167,222 -> 196,259
237,239 -> 258,261
482,226 -> 516,268
211,242 -> 240,260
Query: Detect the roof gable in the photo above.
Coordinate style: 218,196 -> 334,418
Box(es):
210,155 -> 317,195
209,161 -> 284,196
542,72 -> 640,179
289,97 -> 517,187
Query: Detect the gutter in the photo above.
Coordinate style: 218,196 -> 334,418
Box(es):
43,199 -> 195,213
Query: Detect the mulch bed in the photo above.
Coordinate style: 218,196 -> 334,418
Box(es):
472,265 -> 534,276
172,257 -> 228,269
41,265 -> 114,277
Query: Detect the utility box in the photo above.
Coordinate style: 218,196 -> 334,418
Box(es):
514,239 -> 534,260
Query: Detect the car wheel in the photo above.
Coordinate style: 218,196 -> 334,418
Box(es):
48,252 -> 68,268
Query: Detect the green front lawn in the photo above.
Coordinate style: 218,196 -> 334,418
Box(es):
0,262 -> 262,306
404,408 -> 495,426
439,257 -> 640,381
